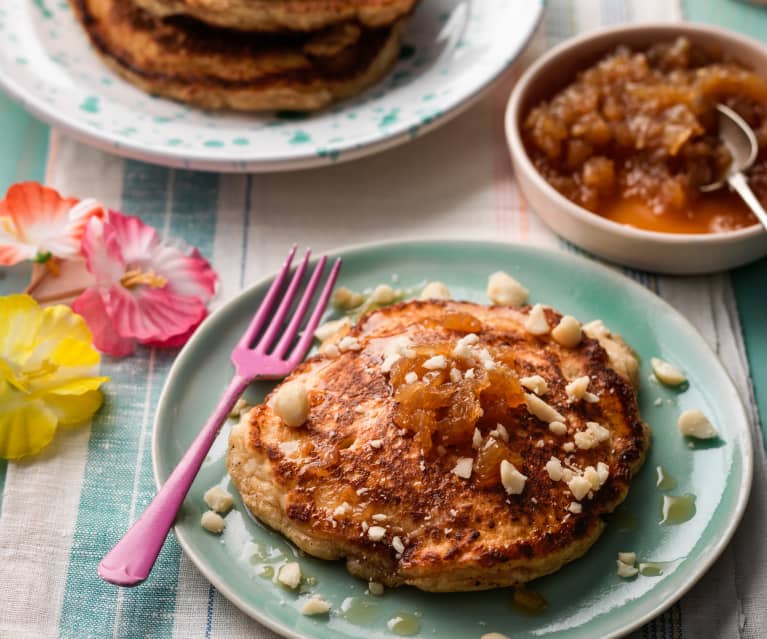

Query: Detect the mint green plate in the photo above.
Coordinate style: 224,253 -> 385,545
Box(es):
153,241 -> 753,639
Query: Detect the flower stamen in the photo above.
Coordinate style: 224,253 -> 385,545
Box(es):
120,268 -> 168,290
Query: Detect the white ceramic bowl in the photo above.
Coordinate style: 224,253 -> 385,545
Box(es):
506,23 -> 767,275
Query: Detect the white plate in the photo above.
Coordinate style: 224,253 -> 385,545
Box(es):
0,0 -> 543,172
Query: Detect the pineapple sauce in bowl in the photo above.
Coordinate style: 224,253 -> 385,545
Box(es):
506,23 -> 767,273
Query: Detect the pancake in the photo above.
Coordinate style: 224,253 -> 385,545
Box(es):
133,0 -> 419,32
70,0 -> 404,111
227,300 -> 650,592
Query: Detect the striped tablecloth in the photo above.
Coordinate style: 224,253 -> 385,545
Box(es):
1,1 -> 766,638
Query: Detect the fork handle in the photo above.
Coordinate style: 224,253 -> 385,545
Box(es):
98,374 -> 250,587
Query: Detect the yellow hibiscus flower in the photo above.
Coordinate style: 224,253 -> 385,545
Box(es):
0,294 -> 109,459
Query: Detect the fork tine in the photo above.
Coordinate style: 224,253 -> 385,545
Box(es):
237,245 -> 297,349
271,255 -> 329,358
288,258 -> 342,363
254,249 -> 312,353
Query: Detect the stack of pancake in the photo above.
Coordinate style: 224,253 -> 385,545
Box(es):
70,0 -> 420,111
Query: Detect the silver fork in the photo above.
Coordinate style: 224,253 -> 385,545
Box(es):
98,246 -> 341,587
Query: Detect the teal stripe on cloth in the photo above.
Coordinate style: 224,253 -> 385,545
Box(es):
58,162 -> 219,639
115,168 -> 220,639
0,92 -> 48,514
682,0 -> 767,442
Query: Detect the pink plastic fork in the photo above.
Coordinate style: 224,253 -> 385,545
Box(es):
98,246 -> 341,587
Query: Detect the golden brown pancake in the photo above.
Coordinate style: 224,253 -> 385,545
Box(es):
227,300 -> 650,592
133,0 -> 419,32
70,0 -> 404,111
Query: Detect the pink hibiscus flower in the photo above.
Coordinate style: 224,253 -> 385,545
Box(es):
72,211 -> 218,357
0,182 -> 103,265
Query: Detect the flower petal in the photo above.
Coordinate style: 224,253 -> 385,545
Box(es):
39,376 -> 109,397
105,284 -> 207,344
72,288 -> 136,357
0,294 -> 42,366
148,245 -> 218,301
142,308 -> 207,349
3,182 -> 98,261
106,211 -> 161,267
81,216 -> 125,285
44,389 -> 104,426
0,212 -> 37,265
27,304 -> 99,366
0,394 -> 58,459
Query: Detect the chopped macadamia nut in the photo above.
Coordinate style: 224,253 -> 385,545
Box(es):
618,552 -> 637,565
449,367 -> 462,383
678,409 -> 718,439
565,376 -> 599,403
520,375 -> 548,396
574,421 -> 610,450
563,442 -> 575,452
490,424 -> 510,442
367,526 -> 387,542
369,284 -> 397,305
567,476 -> 592,501
274,381 -> 309,428
476,347 -> 497,370
423,355 -> 448,370
200,510 -> 226,534
338,336 -> 362,352
368,581 -> 384,596
525,304 -> 550,335
332,286 -> 364,310
568,502 -> 582,514
651,357 -> 687,386
583,320 -> 640,388
549,421 -> 567,436
404,372 -> 418,384
277,562 -> 302,589
380,335 -> 415,373
487,271 -> 529,306
472,428 -> 483,449
369,439 -> 383,449
204,486 -> 234,514
333,502 -> 352,517
552,315 -> 582,348
321,343 -> 340,358
452,457 -> 474,479
300,596 -> 331,616
525,393 -> 565,423
617,560 -> 639,578
583,466 -> 601,490
597,461 -> 610,484
500,460 -> 527,495
372,513 -> 388,522
453,333 -> 479,360
392,536 -> 405,554
228,397 -> 250,419
545,457 -> 565,481
314,317 -> 352,342
420,281 -> 451,300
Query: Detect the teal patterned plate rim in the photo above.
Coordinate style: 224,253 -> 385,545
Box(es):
0,1 -> 543,173
153,240 -> 753,639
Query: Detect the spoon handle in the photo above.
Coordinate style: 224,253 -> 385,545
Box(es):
728,172 -> 767,231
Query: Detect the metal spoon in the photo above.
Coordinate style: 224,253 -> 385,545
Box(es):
700,103 -> 767,230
